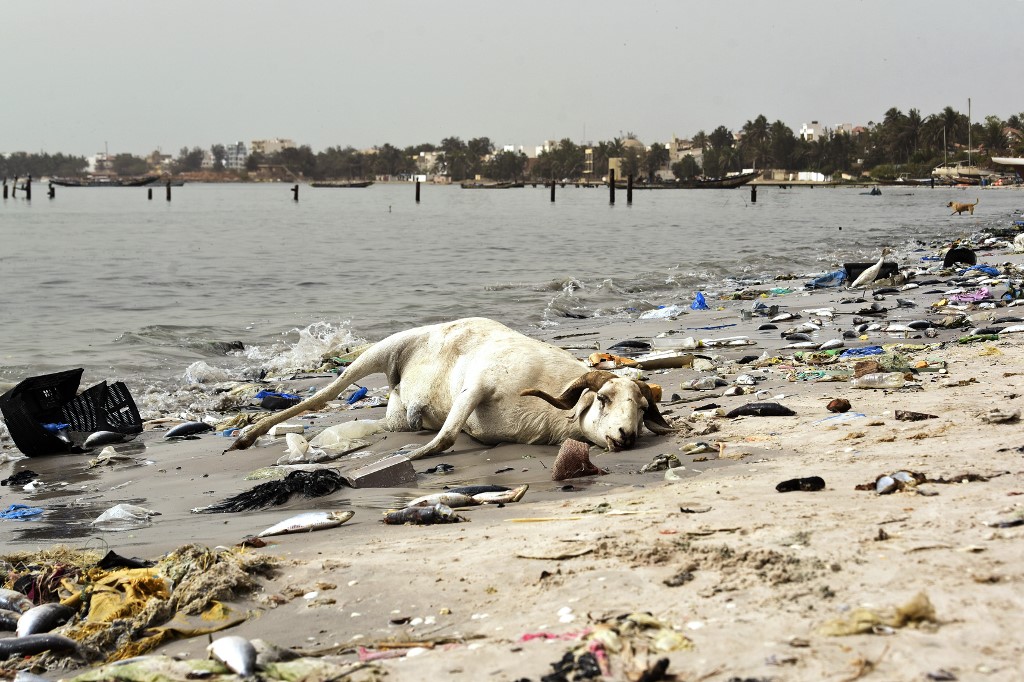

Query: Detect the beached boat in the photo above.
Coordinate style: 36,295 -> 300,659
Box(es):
50,175 -> 160,187
682,171 -> 760,189
310,180 -> 374,188
930,161 -> 993,180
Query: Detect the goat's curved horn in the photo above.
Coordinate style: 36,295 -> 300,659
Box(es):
520,371 -> 616,410
635,380 -> 677,434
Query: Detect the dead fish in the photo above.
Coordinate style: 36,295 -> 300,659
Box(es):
0,633 -> 79,659
83,430 -> 134,449
782,341 -> 819,350
406,492 -> 477,508
0,608 -> 21,631
164,421 -> 214,439
16,603 -> 75,636
782,332 -> 813,342
757,324 -> 778,331
999,324 -> 1024,334
906,320 -> 933,330
257,510 -> 354,537
208,635 -> 257,677
0,589 -> 33,614
383,503 -> 462,525
443,484 -> 510,496
725,402 -> 796,418
818,339 -> 844,350
788,322 -> 821,334
771,312 -> 800,323
473,484 -> 529,504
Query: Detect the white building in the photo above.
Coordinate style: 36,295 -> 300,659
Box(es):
224,141 -> 247,170
250,138 -> 296,156
799,121 -> 823,141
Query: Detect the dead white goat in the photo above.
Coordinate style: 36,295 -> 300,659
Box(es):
228,317 -> 674,459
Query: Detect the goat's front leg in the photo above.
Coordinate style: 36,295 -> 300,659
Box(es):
404,385 -> 485,460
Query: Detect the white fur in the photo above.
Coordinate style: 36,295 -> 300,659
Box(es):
230,318 -> 670,459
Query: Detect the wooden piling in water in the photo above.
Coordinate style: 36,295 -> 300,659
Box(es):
291,184 -> 299,201
550,178 -> 556,202
750,185 -> 757,203
2,178 -> 7,200
166,181 -> 172,202
48,182 -> 55,199
627,174 -> 633,204
609,169 -> 615,205
148,187 -> 153,200
415,180 -> 421,203
12,176 -> 17,199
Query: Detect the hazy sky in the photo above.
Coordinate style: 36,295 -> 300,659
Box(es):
4,0 -> 1023,158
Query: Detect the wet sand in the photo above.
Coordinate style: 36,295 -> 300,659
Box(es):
2,244 -> 1024,681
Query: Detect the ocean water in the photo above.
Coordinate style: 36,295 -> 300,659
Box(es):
0,182 -> 1015,419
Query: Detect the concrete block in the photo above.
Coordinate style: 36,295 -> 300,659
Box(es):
341,454 -> 416,488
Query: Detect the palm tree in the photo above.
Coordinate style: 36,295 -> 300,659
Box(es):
980,116 -> 1008,155
692,130 -> 709,154
645,142 -> 669,181
769,120 -> 796,169
740,115 -> 770,169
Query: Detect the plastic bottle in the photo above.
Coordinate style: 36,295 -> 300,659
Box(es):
850,372 -> 906,389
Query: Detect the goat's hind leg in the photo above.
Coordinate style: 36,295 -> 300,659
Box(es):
227,342 -> 392,451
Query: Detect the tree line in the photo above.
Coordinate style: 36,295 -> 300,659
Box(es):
4,105 -> 1022,183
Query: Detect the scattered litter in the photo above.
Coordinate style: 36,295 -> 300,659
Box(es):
193,470 -> 346,513
552,439 -> 607,481
776,476 -> 825,493
725,402 -> 795,418
90,503 -> 160,531
819,591 -> 938,636
895,410 -> 938,421
0,503 -> 45,520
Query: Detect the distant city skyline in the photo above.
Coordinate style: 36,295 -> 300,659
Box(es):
3,0 -> 1022,158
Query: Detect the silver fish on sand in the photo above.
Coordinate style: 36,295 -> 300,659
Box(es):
406,492 -> 477,508
164,421 -> 214,439
383,503 -> 462,525
472,484 -> 529,504
16,603 -> 75,636
208,635 -> 257,677
0,608 -> 21,631
0,588 -> 33,614
257,510 -> 354,537
82,430 -> 133,449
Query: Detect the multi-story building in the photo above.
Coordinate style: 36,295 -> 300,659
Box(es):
250,138 -> 296,156
224,142 -> 247,170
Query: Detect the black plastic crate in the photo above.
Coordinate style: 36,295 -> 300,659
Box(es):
0,368 -> 142,457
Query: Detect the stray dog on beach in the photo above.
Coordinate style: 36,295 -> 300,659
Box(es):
948,198 -> 979,216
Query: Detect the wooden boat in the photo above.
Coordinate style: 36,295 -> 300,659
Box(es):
50,175 -> 160,187
460,181 -> 521,189
679,171 -> 760,189
310,180 -> 374,188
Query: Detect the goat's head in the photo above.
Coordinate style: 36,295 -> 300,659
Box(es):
521,370 -> 676,451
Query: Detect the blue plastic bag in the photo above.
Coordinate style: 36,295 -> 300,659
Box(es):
1,504 -> 44,520
839,346 -> 884,359
690,292 -> 709,310
806,270 -> 847,289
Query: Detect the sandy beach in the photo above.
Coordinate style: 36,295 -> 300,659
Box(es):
2,238 -> 1024,681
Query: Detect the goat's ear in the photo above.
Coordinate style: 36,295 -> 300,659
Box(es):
634,380 -> 677,434
521,371 -> 615,410
571,391 -> 597,421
